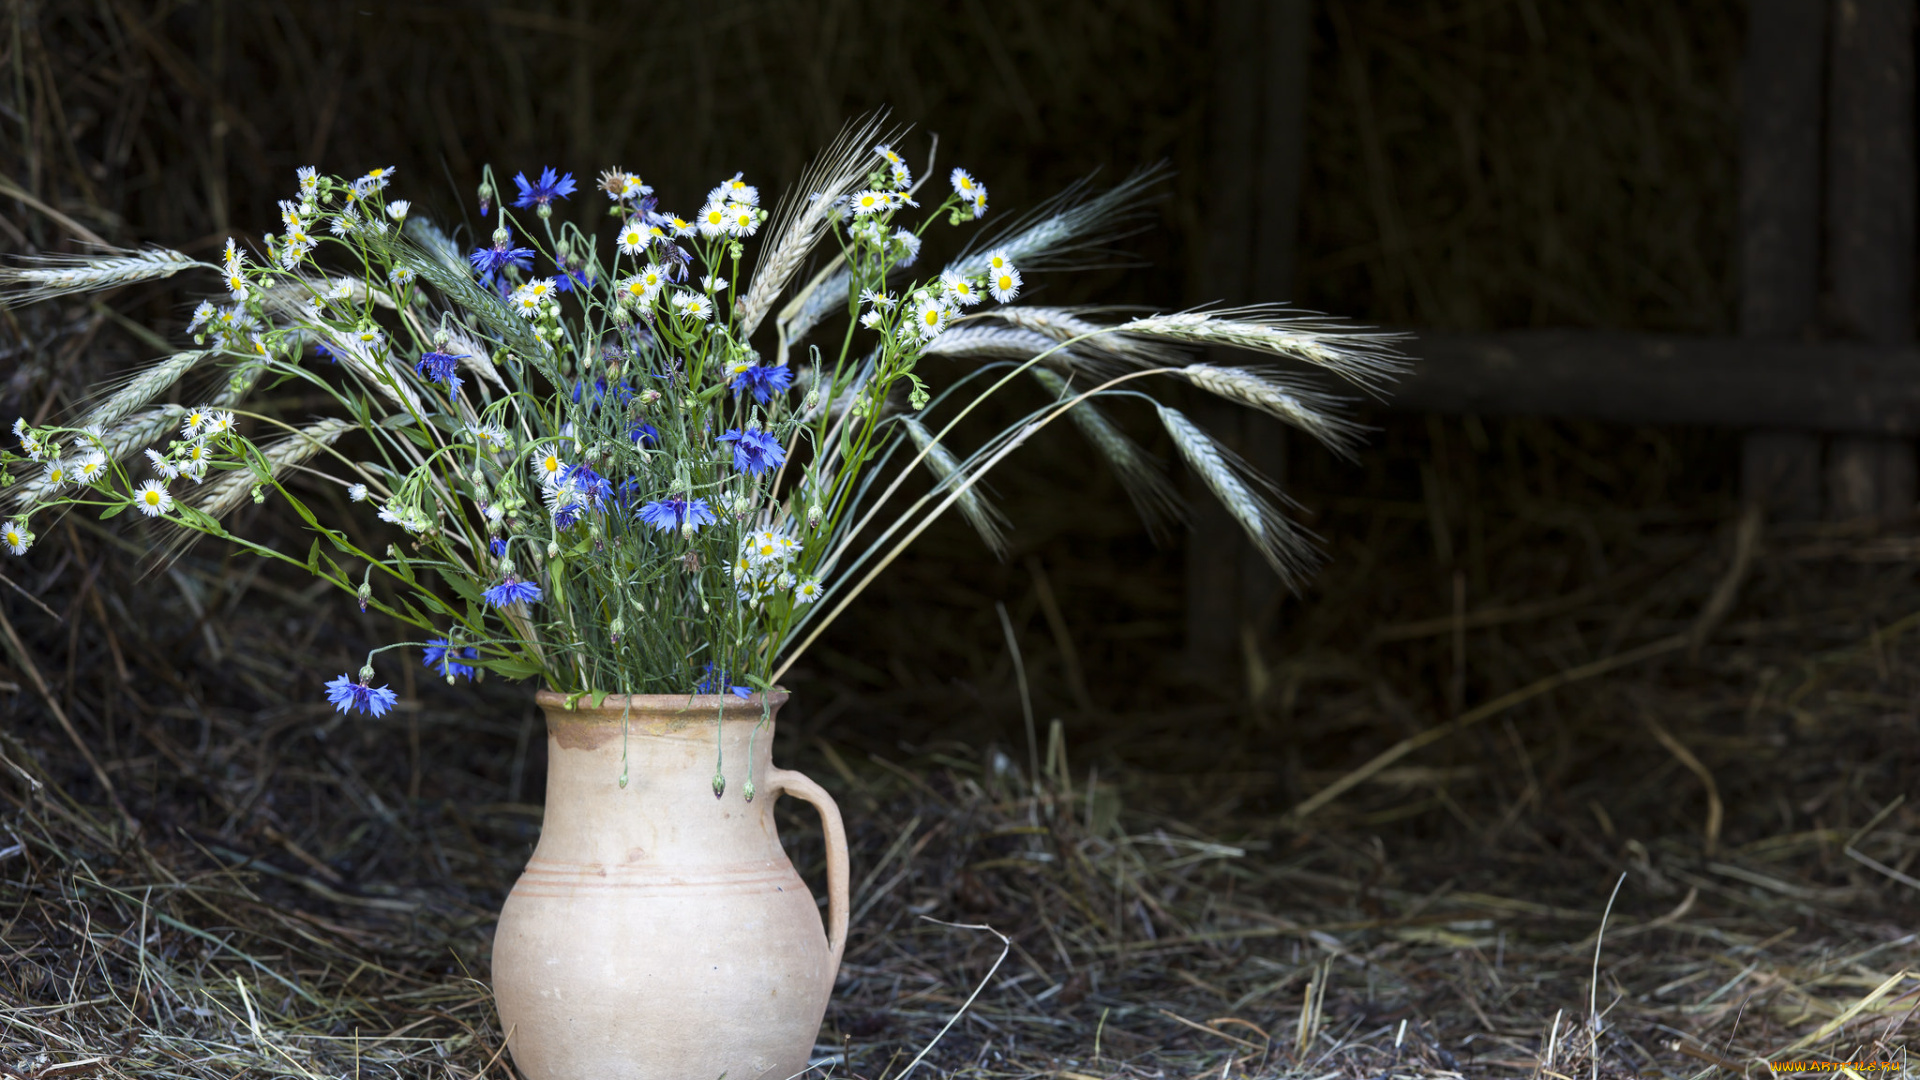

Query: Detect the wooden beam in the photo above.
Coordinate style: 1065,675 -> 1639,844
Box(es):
1388,330 -> 1920,436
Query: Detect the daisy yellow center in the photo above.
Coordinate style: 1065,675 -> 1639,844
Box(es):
143,490 -> 162,506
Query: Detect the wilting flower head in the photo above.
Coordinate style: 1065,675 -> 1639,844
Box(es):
423,639 -> 478,681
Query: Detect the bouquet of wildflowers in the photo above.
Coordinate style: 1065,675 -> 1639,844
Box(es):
0,119 -> 1403,716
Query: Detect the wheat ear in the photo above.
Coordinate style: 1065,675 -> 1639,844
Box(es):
74,351 -> 207,431
921,324 -> 1098,374
901,417 -> 1009,557
1177,364 -> 1370,460
740,114 -> 893,338
0,247 -> 206,304
945,165 -> 1169,278
1030,367 -> 1185,540
1156,404 -> 1319,587
196,418 -> 354,520
986,307 -> 1186,367
1119,307 -> 1409,395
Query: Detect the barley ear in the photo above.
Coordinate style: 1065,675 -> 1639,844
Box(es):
74,351 -> 208,432
1177,364 -> 1370,461
1155,404 -> 1319,588
902,417 -> 1009,558
195,418 -> 354,521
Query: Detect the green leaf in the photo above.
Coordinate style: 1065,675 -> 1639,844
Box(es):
98,501 -> 127,520
483,657 -> 546,680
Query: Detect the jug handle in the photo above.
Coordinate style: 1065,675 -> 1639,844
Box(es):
767,767 -> 849,972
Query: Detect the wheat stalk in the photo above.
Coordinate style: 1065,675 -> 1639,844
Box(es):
1030,367 -> 1184,540
74,351 -> 208,431
1156,404 -> 1318,587
196,418 -> 354,520
902,416 -> 1008,557
1177,364 -> 1369,460
739,114 -> 894,338
1119,307 -> 1409,395
0,247 -> 206,304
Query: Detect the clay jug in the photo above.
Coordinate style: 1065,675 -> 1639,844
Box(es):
492,690 -> 848,1080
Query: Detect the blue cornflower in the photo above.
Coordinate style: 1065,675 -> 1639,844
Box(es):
513,167 -> 578,208
571,377 -> 632,412
552,502 -> 585,531
314,341 -> 336,363
636,496 -> 717,534
629,421 -> 659,448
695,663 -> 753,698
423,639 -> 478,681
484,575 -> 543,609
552,269 -> 595,293
469,235 -> 535,286
717,428 -> 786,475
489,537 -> 508,558
324,673 -> 400,717
729,362 -> 794,404
416,351 -> 467,393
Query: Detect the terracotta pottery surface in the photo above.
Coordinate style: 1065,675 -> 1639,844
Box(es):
492,690 -> 848,1080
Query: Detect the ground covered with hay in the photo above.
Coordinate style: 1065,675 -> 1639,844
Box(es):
0,411 -> 1916,1079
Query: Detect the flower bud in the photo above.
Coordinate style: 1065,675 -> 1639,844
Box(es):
807,503 -> 823,530
357,663 -> 376,683
356,582 -> 371,612
554,238 -> 571,262
537,203 -> 553,221
681,521 -> 696,540
743,778 -> 756,803
609,617 -> 624,643
547,540 -> 561,559
434,328 -> 451,347
803,390 -> 821,413
612,305 -> 631,326
711,772 -> 726,799
478,181 -> 494,204
641,388 -> 662,405
492,226 -> 511,246
471,468 -> 486,487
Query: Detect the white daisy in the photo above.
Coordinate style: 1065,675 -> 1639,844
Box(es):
356,166 -> 396,193
617,220 -> 649,255
984,249 -> 1015,274
950,168 -> 978,197
912,296 -> 952,339
970,186 -> 989,219
134,479 -> 173,517
205,411 -> 237,437
942,272 -> 983,307
891,228 -> 922,265
2,520 -> 31,557
849,190 -> 887,216
709,173 -> 758,207
224,270 -> 249,302
348,483 -> 369,502
667,214 -> 693,237
672,291 -> 712,322
40,459 -> 68,491
726,202 -> 759,236
326,278 -> 354,301
296,165 -> 319,199
532,449 -> 568,487
697,202 -> 729,237
386,199 -> 410,221
859,308 -> 885,330
794,578 -> 824,604
180,441 -> 212,480
863,288 -> 896,309
188,300 -> 217,332
988,266 -> 1022,303
388,266 -> 416,288
74,452 -> 107,485
702,274 -> 729,294
145,448 -> 178,479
